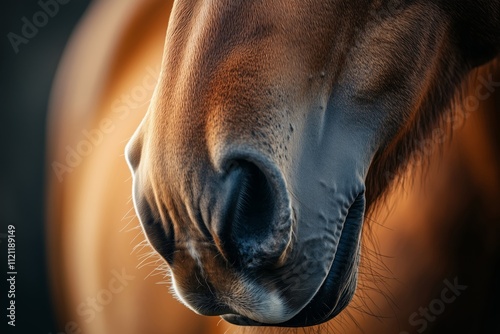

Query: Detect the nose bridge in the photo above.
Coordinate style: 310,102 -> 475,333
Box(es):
152,9 -> 307,176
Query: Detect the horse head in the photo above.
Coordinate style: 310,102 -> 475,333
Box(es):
126,0 -> 499,327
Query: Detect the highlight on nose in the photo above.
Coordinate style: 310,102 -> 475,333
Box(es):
215,159 -> 292,269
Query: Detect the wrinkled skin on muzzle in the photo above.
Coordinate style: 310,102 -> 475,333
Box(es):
126,0 -> 500,327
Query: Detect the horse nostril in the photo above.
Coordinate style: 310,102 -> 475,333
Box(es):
218,159 -> 288,268
232,161 -> 275,239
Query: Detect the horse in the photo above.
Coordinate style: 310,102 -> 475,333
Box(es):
47,0 -> 500,333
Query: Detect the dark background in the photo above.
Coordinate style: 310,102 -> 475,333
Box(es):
1,1 -> 91,332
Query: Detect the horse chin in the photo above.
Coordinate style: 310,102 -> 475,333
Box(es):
222,275 -> 357,328
221,253 -> 360,328
221,194 -> 364,328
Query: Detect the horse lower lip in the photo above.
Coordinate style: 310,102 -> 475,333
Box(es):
221,314 -> 264,326
222,198 -> 364,327
221,266 -> 345,327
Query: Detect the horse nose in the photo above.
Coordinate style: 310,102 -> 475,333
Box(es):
214,159 -> 293,269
